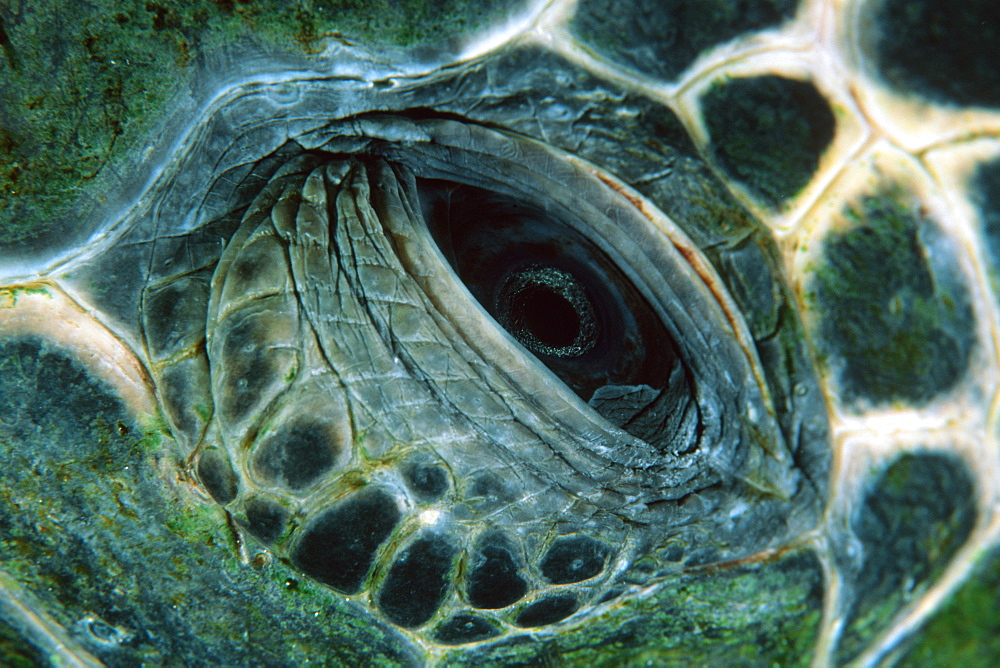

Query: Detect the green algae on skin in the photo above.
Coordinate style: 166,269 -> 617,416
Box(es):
0,0 -> 526,260
441,549 -> 824,666
0,335 -> 421,665
0,284 -> 52,307
0,615 -> 48,668
897,545 -> 1000,665
836,452 -> 977,663
809,191 -> 974,408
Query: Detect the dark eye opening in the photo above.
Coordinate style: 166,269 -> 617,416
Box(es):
497,264 -> 597,358
418,179 -> 690,439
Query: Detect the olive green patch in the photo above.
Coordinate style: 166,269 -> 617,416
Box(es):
442,549 -> 824,666
0,336 -> 419,664
868,0 -> 1000,108
810,191 -> 974,407
837,452 -> 977,663
570,0 -> 798,82
301,0 -> 528,49
701,76 -> 835,208
0,0 -> 524,262
897,545 -> 1000,666
1,0 -> 193,259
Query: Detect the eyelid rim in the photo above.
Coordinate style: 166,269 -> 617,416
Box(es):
320,116 -> 799,502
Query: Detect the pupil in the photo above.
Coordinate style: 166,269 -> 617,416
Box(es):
420,180 -> 679,401
498,265 -> 597,359
515,285 -> 580,349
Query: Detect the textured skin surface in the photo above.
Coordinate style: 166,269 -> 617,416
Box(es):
1,0 -> 1000,665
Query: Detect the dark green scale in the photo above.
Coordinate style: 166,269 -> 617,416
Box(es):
701,76 -> 836,208
571,0 -> 799,81
837,453 -> 977,663
811,189 -> 975,407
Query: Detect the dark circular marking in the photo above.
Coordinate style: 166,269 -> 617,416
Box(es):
540,535 -> 609,584
243,497 -> 288,544
402,460 -> 449,502
196,448 -> 239,505
378,534 -> 457,627
519,284 -> 579,348
433,614 -> 502,645
702,75 -> 836,207
291,488 -> 401,594
467,534 -> 528,609
252,421 -> 338,491
514,594 -> 579,628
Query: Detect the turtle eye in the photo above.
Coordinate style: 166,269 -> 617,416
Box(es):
419,180 -> 685,433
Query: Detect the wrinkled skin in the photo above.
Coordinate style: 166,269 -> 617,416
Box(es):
1,1 -> 1000,666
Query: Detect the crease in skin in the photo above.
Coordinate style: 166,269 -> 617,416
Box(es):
333,162 -> 590,499
208,156 -> 626,530
370,122 -> 795,489
363,162 -> 644,505
16,0 -> 965,650
330,147 -> 793,518
162,118 -> 812,512
82,102 -> 832,641
359,162 -> 669,488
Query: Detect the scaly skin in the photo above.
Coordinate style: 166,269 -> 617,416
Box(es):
1,1 -> 999,665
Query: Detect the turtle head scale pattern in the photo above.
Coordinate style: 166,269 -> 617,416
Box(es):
140,115 -> 827,641
1,0 -> 997,664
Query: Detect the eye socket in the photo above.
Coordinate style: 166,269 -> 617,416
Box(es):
267,115 -> 807,506
419,180 -> 688,437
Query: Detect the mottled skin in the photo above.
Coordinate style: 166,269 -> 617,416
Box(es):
1,0 -> 999,666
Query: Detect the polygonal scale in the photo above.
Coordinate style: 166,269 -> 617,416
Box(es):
568,0 -> 800,82
925,139 -> 1000,316
675,50 -> 868,229
842,0 -> 1000,150
792,144 -> 983,414
836,451 -> 978,663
